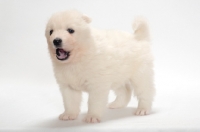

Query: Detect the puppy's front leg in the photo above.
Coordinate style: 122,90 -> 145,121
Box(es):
59,86 -> 82,120
84,89 -> 109,123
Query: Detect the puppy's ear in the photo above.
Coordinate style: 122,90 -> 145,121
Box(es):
82,14 -> 92,23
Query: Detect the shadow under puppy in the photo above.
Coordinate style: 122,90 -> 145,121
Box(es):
45,10 -> 155,123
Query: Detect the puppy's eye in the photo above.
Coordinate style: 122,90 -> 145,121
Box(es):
67,28 -> 75,34
50,30 -> 53,35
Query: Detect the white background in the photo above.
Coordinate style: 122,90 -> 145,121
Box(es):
0,0 -> 200,131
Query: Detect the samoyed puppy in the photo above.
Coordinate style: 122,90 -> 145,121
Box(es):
45,10 -> 155,123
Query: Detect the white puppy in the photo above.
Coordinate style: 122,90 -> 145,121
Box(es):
45,10 -> 155,123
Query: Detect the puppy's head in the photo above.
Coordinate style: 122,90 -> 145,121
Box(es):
45,10 -> 92,63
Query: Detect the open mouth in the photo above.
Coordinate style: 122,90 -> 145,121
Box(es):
56,48 -> 70,61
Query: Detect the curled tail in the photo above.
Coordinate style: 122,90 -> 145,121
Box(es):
132,17 -> 150,41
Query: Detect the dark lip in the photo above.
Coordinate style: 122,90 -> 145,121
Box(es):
56,55 -> 69,61
56,48 -> 70,61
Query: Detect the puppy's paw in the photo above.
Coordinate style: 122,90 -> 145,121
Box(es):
134,108 -> 150,116
59,112 -> 78,120
83,115 -> 101,123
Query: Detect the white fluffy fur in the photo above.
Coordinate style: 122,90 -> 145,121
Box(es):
45,10 -> 155,123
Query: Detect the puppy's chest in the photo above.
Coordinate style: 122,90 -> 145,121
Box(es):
56,67 -> 87,91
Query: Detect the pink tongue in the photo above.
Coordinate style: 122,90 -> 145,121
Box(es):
57,49 -> 67,59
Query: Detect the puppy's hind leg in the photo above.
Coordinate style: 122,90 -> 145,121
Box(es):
132,64 -> 155,116
109,84 -> 132,109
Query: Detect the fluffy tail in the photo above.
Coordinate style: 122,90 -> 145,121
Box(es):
132,17 -> 150,41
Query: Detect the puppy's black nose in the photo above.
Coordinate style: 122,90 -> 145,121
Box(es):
53,38 -> 62,47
